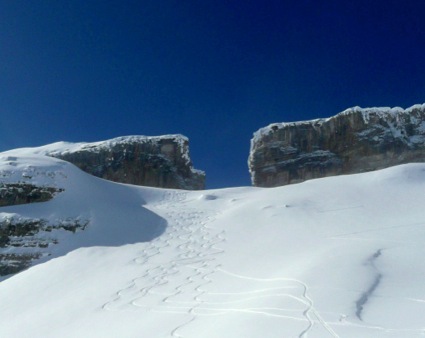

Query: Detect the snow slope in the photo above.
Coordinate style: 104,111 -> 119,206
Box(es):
1,150 -> 425,337
0,152 -> 167,268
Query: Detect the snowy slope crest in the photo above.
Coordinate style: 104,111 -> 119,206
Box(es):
6,134 -> 200,173
0,154 -> 69,188
4,135 -> 206,190
7,134 -> 188,156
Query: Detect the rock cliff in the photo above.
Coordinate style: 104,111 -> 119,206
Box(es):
44,135 -> 205,190
249,104 -> 425,187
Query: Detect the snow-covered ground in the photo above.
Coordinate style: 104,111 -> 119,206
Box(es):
1,150 -> 425,337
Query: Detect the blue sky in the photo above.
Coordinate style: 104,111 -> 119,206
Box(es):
1,0 -> 425,188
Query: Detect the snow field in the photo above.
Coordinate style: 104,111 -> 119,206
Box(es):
0,152 -> 425,337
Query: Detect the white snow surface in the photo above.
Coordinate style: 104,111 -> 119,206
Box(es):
1,134 -> 189,156
1,150 -> 425,337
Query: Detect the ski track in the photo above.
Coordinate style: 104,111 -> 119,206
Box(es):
102,190 -> 226,336
102,191 -> 339,337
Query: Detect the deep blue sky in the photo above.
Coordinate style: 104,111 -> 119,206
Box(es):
1,1 -> 425,188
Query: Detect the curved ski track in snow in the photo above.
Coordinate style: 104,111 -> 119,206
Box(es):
211,268 -> 339,338
102,191 -> 226,336
102,190 -> 341,337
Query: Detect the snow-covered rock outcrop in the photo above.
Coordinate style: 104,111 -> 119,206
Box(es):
0,134 -> 203,276
13,135 -> 205,190
249,104 -> 425,187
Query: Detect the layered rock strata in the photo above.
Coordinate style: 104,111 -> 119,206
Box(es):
249,104 -> 425,187
0,183 -> 63,207
0,216 -> 88,276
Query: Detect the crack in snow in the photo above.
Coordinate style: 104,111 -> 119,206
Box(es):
355,249 -> 383,321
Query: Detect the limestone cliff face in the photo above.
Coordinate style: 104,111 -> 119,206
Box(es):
47,135 -> 205,190
249,104 -> 425,187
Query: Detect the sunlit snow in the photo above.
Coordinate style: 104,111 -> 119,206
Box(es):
1,150 -> 425,337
